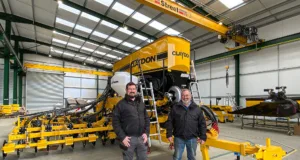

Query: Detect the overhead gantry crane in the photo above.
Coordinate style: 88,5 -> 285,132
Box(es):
137,0 -> 261,47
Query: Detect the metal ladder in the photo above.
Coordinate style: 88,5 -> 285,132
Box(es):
140,82 -> 162,147
189,60 -> 202,105
134,58 -> 161,147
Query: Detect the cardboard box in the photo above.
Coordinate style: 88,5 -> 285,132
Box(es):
294,125 -> 300,135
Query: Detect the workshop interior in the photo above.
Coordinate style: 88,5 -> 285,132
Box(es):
0,0 -> 300,159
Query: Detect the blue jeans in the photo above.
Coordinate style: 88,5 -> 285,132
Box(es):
173,137 -> 197,160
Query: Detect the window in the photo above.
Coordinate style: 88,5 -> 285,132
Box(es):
164,28 -> 180,35
101,20 -> 118,29
81,12 -> 100,22
122,42 -> 135,48
108,37 -> 122,43
68,43 -> 81,49
149,21 -> 167,31
92,31 -> 109,39
94,0 -> 113,7
95,51 -> 106,55
52,38 -> 67,45
75,25 -> 92,33
132,12 -> 151,24
219,0 -> 243,9
58,3 -> 80,15
112,2 -> 134,16
118,28 -> 133,35
56,17 -> 75,28
134,34 -> 147,41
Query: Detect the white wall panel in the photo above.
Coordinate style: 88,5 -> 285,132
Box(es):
195,42 -> 227,59
98,80 -> 107,89
240,47 -> 278,74
211,77 -> 235,97
64,72 -> 81,77
98,76 -> 108,80
64,77 -> 80,87
82,74 -> 96,79
64,88 -> 80,98
279,41 -> 300,69
198,81 -> 210,97
81,89 -> 96,99
279,68 -> 300,95
201,98 -> 211,105
81,79 -> 97,88
24,54 -> 63,65
211,58 -> 235,78
195,63 -> 210,80
240,72 -> 278,96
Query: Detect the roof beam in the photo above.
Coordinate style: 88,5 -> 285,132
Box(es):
20,49 -> 111,71
0,12 -> 128,53
177,0 -> 222,24
10,35 -> 113,63
59,0 -> 157,40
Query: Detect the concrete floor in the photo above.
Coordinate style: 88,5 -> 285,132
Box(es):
0,118 -> 299,160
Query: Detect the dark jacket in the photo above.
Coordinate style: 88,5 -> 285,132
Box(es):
112,94 -> 150,141
166,101 -> 207,141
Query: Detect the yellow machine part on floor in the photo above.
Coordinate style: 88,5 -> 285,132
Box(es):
0,104 -> 20,116
210,105 -> 234,123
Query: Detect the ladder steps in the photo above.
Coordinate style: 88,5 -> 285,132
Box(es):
150,133 -> 160,136
150,121 -> 158,124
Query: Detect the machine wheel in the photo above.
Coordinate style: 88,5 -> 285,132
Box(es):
2,140 -> 7,159
110,139 -> 115,145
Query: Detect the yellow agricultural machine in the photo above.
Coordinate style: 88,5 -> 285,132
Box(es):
2,36 -> 286,160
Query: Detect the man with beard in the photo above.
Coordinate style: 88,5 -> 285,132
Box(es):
166,89 -> 207,160
112,82 -> 150,160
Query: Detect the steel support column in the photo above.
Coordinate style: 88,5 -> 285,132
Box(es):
234,54 -> 240,106
3,20 -> 11,105
18,50 -> 24,106
13,40 -> 19,104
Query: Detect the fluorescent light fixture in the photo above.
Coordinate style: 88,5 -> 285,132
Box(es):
97,61 -> 106,64
68,43 -> 81,49
57,0 -> 62,4
92,31 -> 108,39
71,37 -> 84,43
219,0 -> 243,9
149,21 -> 167,31
112,2 -> 134,16
81,12 -> 100,22
56,17 -> 75,28
49,55 -> 52,58
122,42 -> 135,48
108,37 -> 122,43
75,24 -> 92,33
134,46 -> 141,50
81,47 -> 94,52
132,12 -> 151,24
52,38 -> 67,45
106,54 -> 117,59
106,63 -> 112,66
134,34 -> 147,41
58,3 -> 80,15
94,0 -> 113,7
95,50 -> 106,55
100,46 -> 111,50
53,30 -> 69,37
164,28 -> 180,35
101,20 -> 118,29
112,50 -> 123,54
219,22 -> 223,25
124,53 -> 129,56
118,28 -> 133,35
64,52 -> 74,57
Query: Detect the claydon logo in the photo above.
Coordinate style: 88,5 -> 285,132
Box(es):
131,55 -> 156,67
172,51 -> 189,59
157,0 -> 188,16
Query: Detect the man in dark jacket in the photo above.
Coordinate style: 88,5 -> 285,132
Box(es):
112,82 -> 150,160
166,89 -> 207,160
